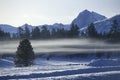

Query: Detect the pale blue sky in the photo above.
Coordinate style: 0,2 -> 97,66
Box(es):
0,0 -> 120,26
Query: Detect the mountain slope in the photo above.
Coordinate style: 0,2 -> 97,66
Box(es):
19,23 -> 34,32
0,24 -> 17,33
95,14 -> 120,34
80,14 -> 120,34
72,10 -> 106,28
36,23 -> 70,32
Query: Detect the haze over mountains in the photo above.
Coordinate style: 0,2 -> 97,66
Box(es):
0,9 -> 120,35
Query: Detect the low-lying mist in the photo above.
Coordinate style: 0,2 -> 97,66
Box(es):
0,39 -> 120,55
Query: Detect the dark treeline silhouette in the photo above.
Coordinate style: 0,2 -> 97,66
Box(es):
11,24 -> 80,40
108,20 -> 120,42
0,28 -> 10,40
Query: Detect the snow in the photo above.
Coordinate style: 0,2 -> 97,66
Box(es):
0,57 -> 90,79
0,56 -> 120,80
89,59 -> 120,67
0,24 -> 17,34
19,23 -> 34,32
0,59 -> 14,68
72,10 -> 106,28
37,23 -> 70,32
0,23 -> 71,36
32,71 -> 120,80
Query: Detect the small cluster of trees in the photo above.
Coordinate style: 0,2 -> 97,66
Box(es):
0,28 -> 10,40
86,20 -> 120,42
87,23 -> 98,38
108,20 -> 120,41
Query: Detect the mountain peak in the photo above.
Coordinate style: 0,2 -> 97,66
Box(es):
79,10 -> 91,16
82,9 -> 90,13
72,10 -> 106,28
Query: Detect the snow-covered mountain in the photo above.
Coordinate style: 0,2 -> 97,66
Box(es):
37,23 -> 70,31
19,24 -> 35,32
0,9 -> 119,36
80,14 -> 120,34
0,24 -> 17,33
72,10 -> 106,28
95,14 -> 120,34
0,23 -> 70,34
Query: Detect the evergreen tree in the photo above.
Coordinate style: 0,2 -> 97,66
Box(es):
31,27 -> 41,39
14,39 -> 35,67
18,27 -> 25,39
69,24 -> 79,37
4,32 -> 11,39
41,26 -> 50,39
109,20 -> 120,41
87,23 -> 98,38
24,24 -> 30,39
60,28 -> 66,38
56,28 -> 63,38
51,28 -> 57,38
0,28 -> 4,39
0,28 -> 11,40
12,33 -> 18,39
51,28 -> 68,38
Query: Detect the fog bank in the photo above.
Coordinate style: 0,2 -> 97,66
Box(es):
0,39 -> 120,55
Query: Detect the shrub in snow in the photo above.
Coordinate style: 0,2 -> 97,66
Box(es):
14,39 -> 35,67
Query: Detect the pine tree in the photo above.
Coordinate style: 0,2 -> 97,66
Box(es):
14,39 -> 35,67
18,27 -> 25,39
0,28 -> 4,39
31,27 -> 41,39
69,24 -> 79,37
24,24 -> 30,39
109,20 -> 120,41
87,23 -> 98,38
12,33 -> 18,39
0,28 -> 11,40
41,26 -> 50,39
51,28 -> 57,38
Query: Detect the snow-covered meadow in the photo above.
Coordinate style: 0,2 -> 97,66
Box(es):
0,56 -> 120,80
0,39 -> 120,80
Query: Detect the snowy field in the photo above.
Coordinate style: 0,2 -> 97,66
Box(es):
0,56 -> 120,80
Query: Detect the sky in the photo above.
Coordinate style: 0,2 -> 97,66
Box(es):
0,0 -> 120,27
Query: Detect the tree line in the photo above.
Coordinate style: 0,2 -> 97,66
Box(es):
0,20 -> 120,41
12,24 -> 80,39
83,20 -> 120,42
0,28 -> 10,40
